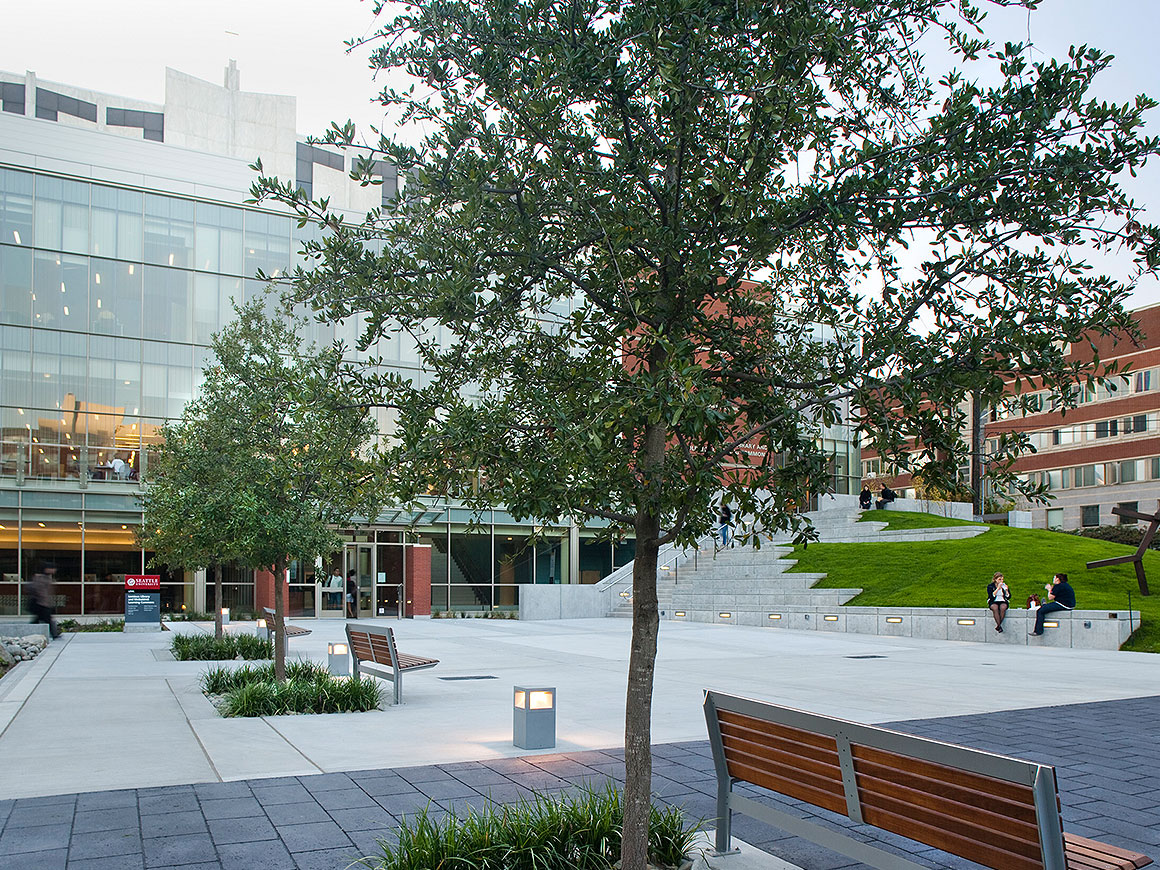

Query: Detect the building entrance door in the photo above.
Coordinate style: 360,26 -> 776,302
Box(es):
344,543 -> 373,619
318,559 -> 345,618
375,540 -> 405,617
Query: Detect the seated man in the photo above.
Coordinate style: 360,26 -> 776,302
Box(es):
1030,573 -> 1075,636
875,485 -> 896,510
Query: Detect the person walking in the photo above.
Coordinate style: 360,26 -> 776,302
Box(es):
345,570 -> 359,619
1030,573 -> 1075,636
718,502 -> 733,548
28,563 -> 61,639
986,571 -> 1010,633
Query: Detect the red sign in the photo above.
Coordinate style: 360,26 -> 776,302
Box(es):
125,575 -> 161,591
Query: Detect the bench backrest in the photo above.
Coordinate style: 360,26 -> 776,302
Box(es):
345,624 -> 400,670
261,606 -> 283,633
705,691 -> 1066,870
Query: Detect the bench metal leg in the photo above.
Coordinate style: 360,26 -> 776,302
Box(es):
393,671 -> 402,705
713,780 -> 738,855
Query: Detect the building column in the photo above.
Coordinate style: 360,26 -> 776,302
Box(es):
193,568 -> 206,614
404,544 -> 431,617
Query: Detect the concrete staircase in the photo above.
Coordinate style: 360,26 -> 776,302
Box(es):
610,508 -> 987,620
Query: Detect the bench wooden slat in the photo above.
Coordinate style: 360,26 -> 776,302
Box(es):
854,743 -> 1037,807
1066,835 -> 1154,870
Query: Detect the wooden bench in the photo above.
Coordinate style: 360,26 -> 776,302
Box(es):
704,690 -> 1152,870
261,606 -> 312,657
345,623 -> 439,705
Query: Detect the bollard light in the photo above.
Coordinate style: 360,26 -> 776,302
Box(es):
255,617 -> 266,637
514,685 -> 556,750
328,642 -> 350,676
221,607 -> 230,625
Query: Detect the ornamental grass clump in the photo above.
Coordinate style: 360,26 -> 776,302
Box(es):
201,660 -> 382,716
358,784 -> 695,870
171,632 -> 273,661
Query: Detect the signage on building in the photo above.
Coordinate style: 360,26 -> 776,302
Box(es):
125,575 -> 161,626
125,575 -> 161,591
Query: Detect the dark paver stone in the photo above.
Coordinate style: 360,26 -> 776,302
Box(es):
296,773 -> 356,792
207,815 -> 279,845
68,827 -> 143,860
414,779 -> 480,801
0,847 -> 67,870
141,810 -> 207,839
350,775 -> 415,797
263,802 -> 330,826
192,782 -> 253,800
310,788 -> 377,812
138,794 -> 200,816
67,854 -> 146,870
216,840 -> 296,870
143,833 -> 217,868
0,823 -> 72,854
277,820 -> 352,853
7,804 -> 75,827
73,806 -> 139,834
252,784 -> 313,806
199,797 -> 264,820
292,847 -> 365,870
75,791 -> 137,812
327,806 -> 396,832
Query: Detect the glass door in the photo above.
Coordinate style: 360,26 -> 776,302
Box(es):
375,540 -> 405,617
318,555 -> 345,618
344,543 -> 373,619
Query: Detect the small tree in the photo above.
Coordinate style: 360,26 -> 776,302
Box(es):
254,2 -> 1160,865
172,300 -> 378,680
139,416 -> 245,639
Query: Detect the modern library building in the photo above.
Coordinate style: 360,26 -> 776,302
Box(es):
0,64 -> 859,620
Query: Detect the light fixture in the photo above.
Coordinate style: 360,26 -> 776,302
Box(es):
94,272 -> 101,284
768,613 -> 782,620
718,612 -> 732,619
956,618 -> 976,626
674,611 -> 686,618
128,264 -> 134,275
885,617 -> 903,624
514,685 -> 556,749
1043,621 -> 1059,629
327,642 -> 350,676
168,253 -> 175,265
823,615 -> 839,622
221,607 -> 230,624
12,230 -> 20,244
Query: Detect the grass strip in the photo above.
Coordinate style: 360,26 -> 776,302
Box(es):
172,632 -> 273,661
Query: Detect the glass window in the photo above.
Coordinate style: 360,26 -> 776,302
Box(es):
0,168 -> 34,247
142,265 -> 192,342
194,202 -> 244,275
1136,370 -> 1153,393
1073,465 -> 1096,488
32,251 -> 87,332
91,185 -> 143,260
34,176 -> 90,254
89,259 -> 141,337
1118,502 -> 1139,526
495,534 -> 532,585
143,194 -> 194,268
1081,505 -> 1100,527
1046,508 -> 1063,530
0,243 -> 32,326
243,210 -> 291,278
1120,460 -> 1139,484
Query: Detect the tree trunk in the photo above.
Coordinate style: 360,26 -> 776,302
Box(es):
213,563 -> 223,640
971,388 -> 985,517
274,560 -> 286,683
621,512 -> 661,870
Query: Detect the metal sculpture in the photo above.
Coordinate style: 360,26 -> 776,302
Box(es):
1085,504 -> 1156,596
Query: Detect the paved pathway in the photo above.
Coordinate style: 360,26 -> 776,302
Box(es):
0,695 -> 1156,870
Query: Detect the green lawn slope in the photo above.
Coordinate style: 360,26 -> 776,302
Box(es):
792,514 -> 1158,652
858,510 -> 985,530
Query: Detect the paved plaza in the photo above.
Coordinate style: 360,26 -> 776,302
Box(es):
0,617 -> 1157,869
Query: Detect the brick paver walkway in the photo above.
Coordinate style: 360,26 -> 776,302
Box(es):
1,695 -> 1156,870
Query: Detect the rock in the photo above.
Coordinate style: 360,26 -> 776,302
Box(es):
0,644 -> 13,666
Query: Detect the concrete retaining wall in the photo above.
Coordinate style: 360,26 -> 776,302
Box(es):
665,606 -> 1138,649
0,623 -> 50,639
519,584 -> 607,620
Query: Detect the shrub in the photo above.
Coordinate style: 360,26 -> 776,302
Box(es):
202,661 -> 382,716
357,784 -> 695,870
1069,525 -> 1160,549
171,633 -> 273,661
58,618 -> 124,633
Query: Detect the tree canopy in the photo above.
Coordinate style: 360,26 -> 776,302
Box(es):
142,300 -> 379,678
253,1 -> 1160,864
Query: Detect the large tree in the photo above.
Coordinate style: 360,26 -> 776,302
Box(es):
152,300 -> 378,680
253,1 -> 1160,865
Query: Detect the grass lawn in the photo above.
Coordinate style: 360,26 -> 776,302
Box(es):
858,509 -> 985,530
791,521 -> 1160,652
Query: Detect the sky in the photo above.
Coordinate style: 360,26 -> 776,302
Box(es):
3,0 -> 1159,306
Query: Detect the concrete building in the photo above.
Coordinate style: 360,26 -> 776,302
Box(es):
1,64 -> 859,621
